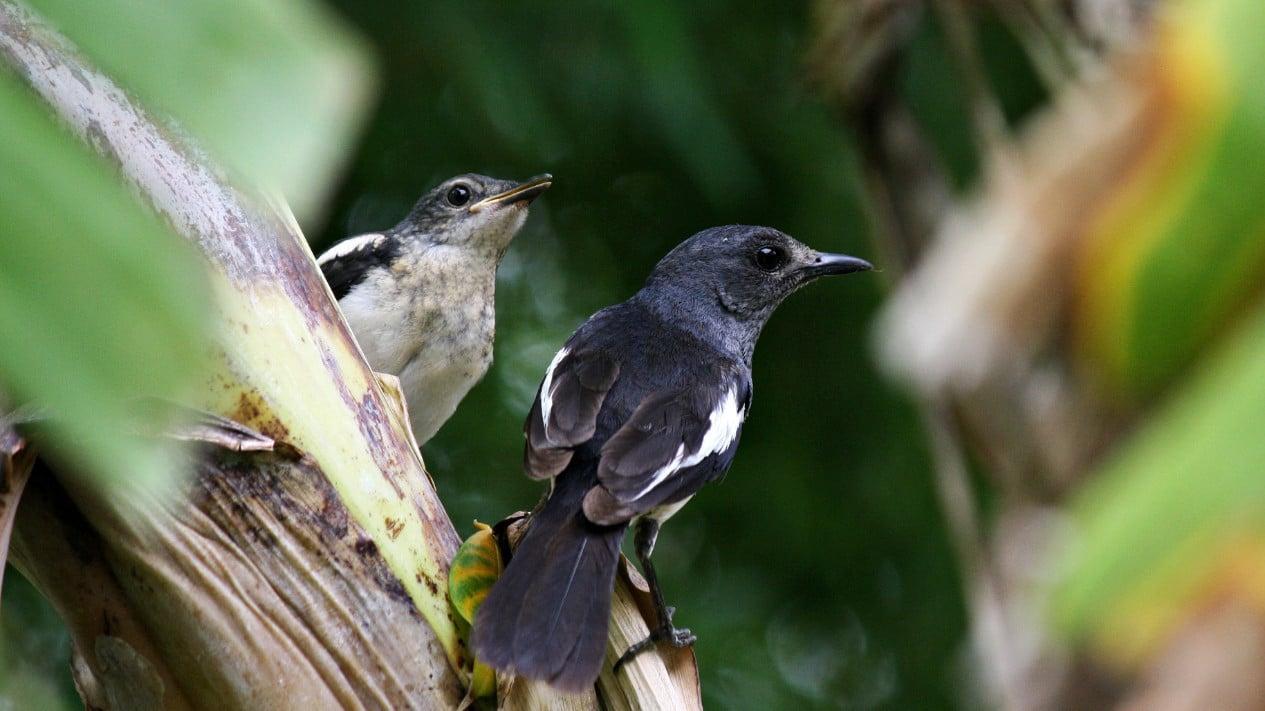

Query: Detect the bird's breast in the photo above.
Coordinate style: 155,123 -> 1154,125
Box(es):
638,494 -> 695,525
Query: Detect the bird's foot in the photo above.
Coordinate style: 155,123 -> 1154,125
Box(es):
612,608 -> 696,674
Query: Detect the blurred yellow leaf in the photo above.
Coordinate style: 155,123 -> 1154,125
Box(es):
1075,0 -> 1265,398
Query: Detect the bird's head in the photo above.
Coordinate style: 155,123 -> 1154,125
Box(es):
642,225 -> 872,351
402,173 -> 552,258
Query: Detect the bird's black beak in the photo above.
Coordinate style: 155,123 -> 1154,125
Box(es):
800,252 -> 874,279
469,174 -> 553,212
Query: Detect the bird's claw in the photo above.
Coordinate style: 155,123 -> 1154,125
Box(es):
612,621 -> 696,674
666,626 -> 696,647
655,606 -> 693,646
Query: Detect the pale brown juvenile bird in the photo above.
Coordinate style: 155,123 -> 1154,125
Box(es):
317,173 -> 551,446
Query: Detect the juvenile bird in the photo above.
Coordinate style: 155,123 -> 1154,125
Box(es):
473,224 -> 872,692
317,173 -> 551,446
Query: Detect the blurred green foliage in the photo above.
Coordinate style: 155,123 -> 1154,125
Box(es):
0,575 -> 73,711
0,68 -> 208,498
1053,0 -> 1265,666
1072,0 -> 1265,398
0,0 -> 370,706
1055,300 -> 1265,663
25,0 -> 374,218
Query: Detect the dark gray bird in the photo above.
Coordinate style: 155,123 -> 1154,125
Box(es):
317,173 -> 551,446
472,224 -> 872,692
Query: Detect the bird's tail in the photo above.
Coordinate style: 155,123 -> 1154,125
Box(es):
472,473 -> 625,693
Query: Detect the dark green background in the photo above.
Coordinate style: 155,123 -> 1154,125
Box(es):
311,2 -> 1016,708
6,1 -> 1054,708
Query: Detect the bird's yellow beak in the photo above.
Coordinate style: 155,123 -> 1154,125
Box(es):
469,174 -> 553,213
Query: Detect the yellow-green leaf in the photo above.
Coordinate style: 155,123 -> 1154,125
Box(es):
448,522 -> 502,700
449,522 -> 503,627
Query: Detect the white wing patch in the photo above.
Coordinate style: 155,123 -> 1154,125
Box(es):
316,232 -> 385,266
538,346 -> 571,443
631,385 -> 745,500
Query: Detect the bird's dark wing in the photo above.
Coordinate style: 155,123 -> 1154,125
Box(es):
316,232 -> 400,300
523,347 -> 620,480
584,376 -> 749,525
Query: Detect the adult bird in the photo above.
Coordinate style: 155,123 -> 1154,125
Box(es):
317,173 -> 551,447
473,224 -> 872,692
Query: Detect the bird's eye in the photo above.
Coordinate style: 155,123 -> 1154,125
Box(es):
446,184 -> 472,207
753,245 -> 787,271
